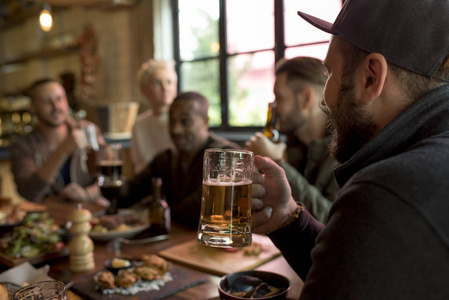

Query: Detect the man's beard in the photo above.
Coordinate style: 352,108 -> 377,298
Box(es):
326,79 -> 378,163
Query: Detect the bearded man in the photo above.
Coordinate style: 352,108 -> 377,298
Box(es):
249,0 -> 449,299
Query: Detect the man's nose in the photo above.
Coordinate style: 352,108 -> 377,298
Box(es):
170,122 -> 183,134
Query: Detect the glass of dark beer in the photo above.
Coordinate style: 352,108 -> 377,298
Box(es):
96,143 -> 123,214
197,149 -> 254,248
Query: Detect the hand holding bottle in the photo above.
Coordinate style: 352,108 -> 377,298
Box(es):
245,132 -> 286,162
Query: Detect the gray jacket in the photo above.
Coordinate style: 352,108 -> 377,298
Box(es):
270,84 -> 449,300
281,135 -> 339,223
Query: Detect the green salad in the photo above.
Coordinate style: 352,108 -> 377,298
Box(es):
2,212 -> 64,258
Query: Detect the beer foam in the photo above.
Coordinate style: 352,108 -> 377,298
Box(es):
98,160 -> 123,166
203,179 -> 252,186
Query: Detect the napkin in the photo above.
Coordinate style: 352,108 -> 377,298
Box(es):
0,262 -> 52,285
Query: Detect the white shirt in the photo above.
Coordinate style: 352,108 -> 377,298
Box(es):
130,110 -> 175,174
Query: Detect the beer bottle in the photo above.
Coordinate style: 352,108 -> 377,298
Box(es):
262,101 -> 280,143
149,177 -> 171,236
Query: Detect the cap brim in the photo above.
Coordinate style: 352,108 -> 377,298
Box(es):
297,11 -> 335,34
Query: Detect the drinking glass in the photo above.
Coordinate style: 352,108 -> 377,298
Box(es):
197,149 -> 254,248
13,280 -> 67,300
82,123 -> 100,177
97,143 -> 123,214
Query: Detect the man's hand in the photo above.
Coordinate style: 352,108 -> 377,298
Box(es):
60,182 -> 91,202
61,128 -> 86,154
251,155 -> 298,234
245,132 -> 286,162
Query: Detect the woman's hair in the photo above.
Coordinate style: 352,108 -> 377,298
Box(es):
136,59 -> 176,89
335,37 -> 449,100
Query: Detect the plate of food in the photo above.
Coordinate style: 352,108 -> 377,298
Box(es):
0,212 -> 68,267
71,254 -> 207,300
89,209 -> 149,241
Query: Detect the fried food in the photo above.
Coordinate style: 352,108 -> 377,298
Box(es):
140,254 -> 171,272
115,269 -> 140,288
134,265 -> 162,281
0,284 -> 8,300
93,270 -> 116,290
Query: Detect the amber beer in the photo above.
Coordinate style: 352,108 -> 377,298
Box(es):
197,148 -> 254,248
199,180 -> 252,247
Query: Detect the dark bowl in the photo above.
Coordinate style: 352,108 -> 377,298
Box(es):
218,270 -> 291,300
104,257 -> 133,274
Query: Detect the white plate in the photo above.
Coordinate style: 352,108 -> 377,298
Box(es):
89,223 -> 150,241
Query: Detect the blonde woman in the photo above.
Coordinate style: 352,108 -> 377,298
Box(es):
131,59 -> 178,174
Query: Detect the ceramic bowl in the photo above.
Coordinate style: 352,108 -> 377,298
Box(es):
218,270 -> 291,300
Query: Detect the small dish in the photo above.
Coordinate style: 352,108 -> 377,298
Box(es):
104,257 -> 133,274
218,270 -> 291,300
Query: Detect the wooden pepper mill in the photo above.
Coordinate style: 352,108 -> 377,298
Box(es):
68,204 -> 95,272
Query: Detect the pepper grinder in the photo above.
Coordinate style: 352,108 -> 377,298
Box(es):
68,203 -> 95,272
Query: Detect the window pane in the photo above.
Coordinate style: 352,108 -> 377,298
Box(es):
180,60 -> 221,126
284,0 -> 341,46
227,0 -> 274,54
179,0 -> 220,60
228,51 -> 275,126
285,44 -> 329,61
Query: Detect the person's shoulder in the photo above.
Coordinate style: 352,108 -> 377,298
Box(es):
9,130 -> 40,155
135,110 -> 154,122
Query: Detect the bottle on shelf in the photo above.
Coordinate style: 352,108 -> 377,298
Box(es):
262,101 -> 280,143
149,177 -> 171,236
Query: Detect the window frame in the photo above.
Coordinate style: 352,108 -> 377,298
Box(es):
171,0 -> 342,132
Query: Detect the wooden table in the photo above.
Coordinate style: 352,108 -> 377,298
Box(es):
5,198 -> 304,299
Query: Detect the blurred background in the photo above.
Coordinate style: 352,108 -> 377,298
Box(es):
0,0 -> 342,200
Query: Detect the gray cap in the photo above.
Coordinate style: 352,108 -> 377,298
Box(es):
297,0 -> 449,81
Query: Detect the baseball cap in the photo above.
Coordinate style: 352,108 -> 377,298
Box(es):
297,0 -> 449,81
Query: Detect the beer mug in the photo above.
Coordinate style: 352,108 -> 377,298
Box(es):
197,149 -> 254,248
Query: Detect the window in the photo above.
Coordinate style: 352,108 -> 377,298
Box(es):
173,0 -> 342,130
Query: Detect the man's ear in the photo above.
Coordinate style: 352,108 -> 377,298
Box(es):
299,87 -> 316,110
359,53 -> 388,104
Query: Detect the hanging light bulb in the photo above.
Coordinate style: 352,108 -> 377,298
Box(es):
39,2 -> 53,32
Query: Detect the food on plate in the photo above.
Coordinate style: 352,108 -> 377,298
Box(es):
0,205 -> 27,225
111,258 -> 131,268
93,254 -> 172,293
115,269 -> 140,288
134,265 -> 161,281
140,254 -> 171,272
90,213 -> 144,233
1,212 -> 63,259
93,270 -> 116,290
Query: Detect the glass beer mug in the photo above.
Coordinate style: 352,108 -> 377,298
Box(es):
197,149 -> 254,248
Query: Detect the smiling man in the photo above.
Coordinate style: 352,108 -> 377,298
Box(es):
10,78 -> 106,204
249,0 -> 449,299
120,91 -> 240,228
